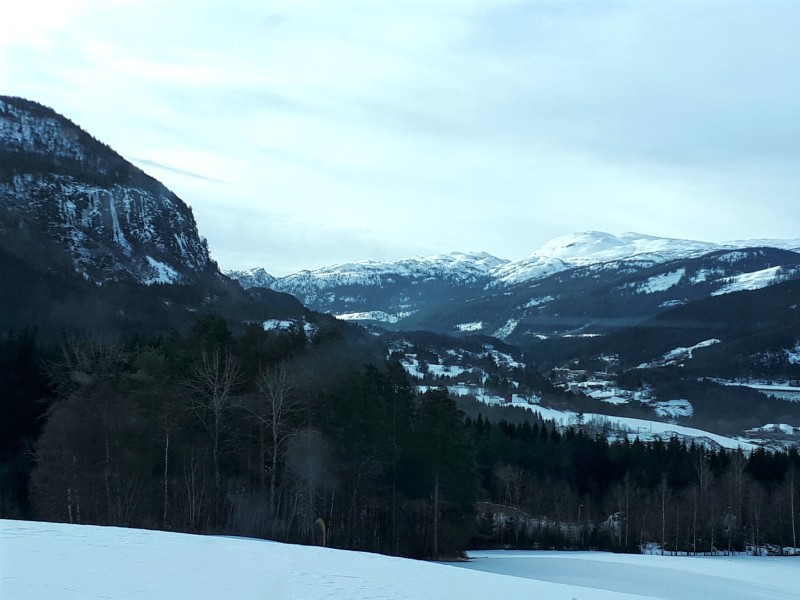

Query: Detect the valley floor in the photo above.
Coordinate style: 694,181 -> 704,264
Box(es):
2,519 -> 798,600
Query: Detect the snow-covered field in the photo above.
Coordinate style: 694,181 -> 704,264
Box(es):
3,520 -> 799,600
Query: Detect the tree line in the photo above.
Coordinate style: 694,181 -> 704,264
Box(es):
469,416 -> 799,554
3,317 -> 475,558
1,317 -> 798,558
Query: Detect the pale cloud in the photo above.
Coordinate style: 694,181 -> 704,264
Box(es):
3,1 -> 800,276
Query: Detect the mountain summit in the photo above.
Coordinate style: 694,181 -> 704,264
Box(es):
525,231 -> 717,263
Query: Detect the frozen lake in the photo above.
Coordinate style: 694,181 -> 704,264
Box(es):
449,550 -> 799,600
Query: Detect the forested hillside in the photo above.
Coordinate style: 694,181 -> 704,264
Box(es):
3,317 -> 798,558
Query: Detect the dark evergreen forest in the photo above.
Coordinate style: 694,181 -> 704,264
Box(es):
1,318 -> 798,558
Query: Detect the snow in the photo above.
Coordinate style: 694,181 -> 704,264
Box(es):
251,230 -> 799,295
711,266 -> 782,296
452,550 -> 800,600
144,256 -> 180,285
659,299 -> 686,308
4,520 -> 799,600
786,343 -> 800,365
263,319 -> 296,331
489,255 -> 570,286
517,405 -> 757,450
400,355 -> 425,379
586,389 -> 630,405
527,232 -> 717,266
634,269 -> 686,294
653,399 -> 694,419
427,364 -> 468,378
524,295 -> 555,308
492,318 -> 519,339
106,193 -> 131,253
746,423 -> 799,436
637,339 -> 720,368
273,251 -> 507,299
336,310 -> 414,323
456,321 -> 483,332
710,379 -> 800,401
225,267 -> 276,289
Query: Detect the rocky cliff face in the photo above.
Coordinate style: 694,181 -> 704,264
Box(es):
0,96 -> 215,285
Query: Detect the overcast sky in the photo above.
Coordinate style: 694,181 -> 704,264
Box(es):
3,1 -> 800,275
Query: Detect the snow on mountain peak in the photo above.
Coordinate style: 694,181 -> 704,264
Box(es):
274,251 -> 507,290
231,232 -> 800,299
528,231 -> 716,264
225,267 -> 276,289
489,232 -> 721,286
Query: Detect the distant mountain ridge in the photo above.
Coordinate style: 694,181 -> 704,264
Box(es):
227,232 -> 800,341
233,231 -> 800,292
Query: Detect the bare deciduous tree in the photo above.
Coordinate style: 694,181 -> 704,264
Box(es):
241,364 -> 302,515
183,349 -> 242,495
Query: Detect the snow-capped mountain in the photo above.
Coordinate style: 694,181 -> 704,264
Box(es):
526,231 -> 719,264
272,251 -> 504,297
0,96 -> 215,285
489,231 -> 723,286
229,232 -> 800,339
428,246 -> 800,342
226,267 -> 276,290
231,252 -> 507,321
490,231 -> 800,286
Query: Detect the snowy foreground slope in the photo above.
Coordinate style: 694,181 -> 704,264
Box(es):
2,521 -> 798,600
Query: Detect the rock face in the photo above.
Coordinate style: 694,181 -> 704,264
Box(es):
0,96 -> 216,285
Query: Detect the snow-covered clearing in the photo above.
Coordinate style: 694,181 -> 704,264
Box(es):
523,405 -> 758,450
711,266 -> 782,296
631,269 -> 685,294
637,339 -> 720,368
5,521 -> 799,600
335,310 -> 414,323
144,255 -> 180,285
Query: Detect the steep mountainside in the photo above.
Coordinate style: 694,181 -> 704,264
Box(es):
592,278 -> 800,377
0,96 -> 214,285
0,96 -> 317,337
431,246 -> 800,344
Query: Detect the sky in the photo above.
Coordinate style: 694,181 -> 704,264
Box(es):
3,1 -> 800,276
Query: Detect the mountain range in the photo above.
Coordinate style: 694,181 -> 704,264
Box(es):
228,231 -> 800,344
